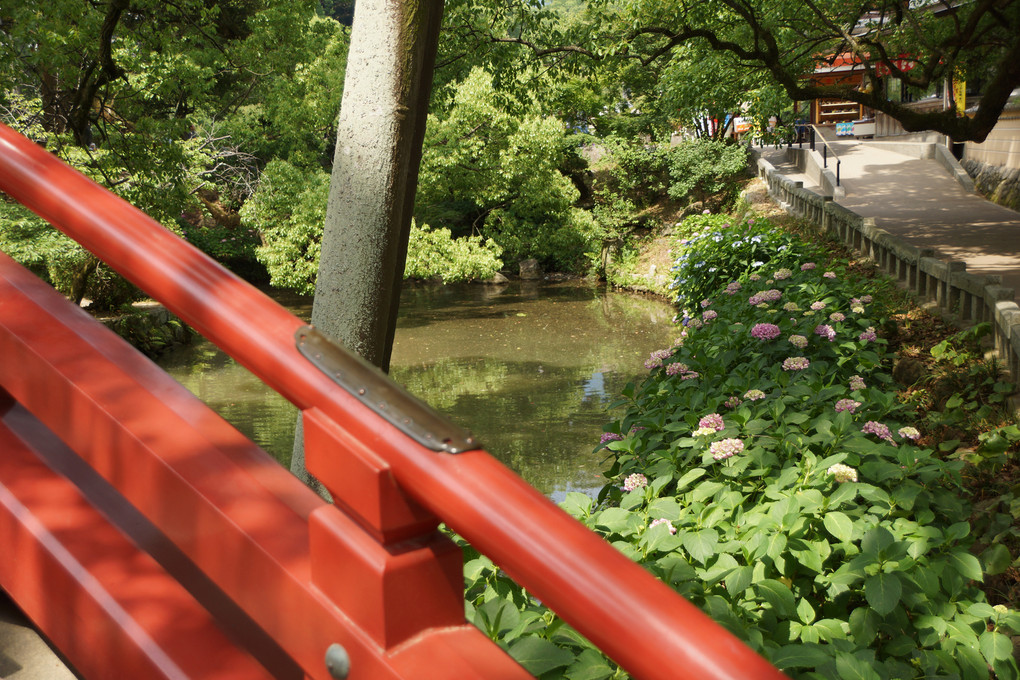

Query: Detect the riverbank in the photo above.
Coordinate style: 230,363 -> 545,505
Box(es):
94,301 -> 191,358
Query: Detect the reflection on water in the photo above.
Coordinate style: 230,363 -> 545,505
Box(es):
158,281 -> 677,498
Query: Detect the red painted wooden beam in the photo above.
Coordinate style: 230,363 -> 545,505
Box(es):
0,410 -> 275,680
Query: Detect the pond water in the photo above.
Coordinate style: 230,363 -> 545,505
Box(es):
157,281 -> 678,499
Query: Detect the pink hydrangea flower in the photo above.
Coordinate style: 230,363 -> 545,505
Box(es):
644,348 -> 672,369
858,327 -> 878,342
710,438 -> 744,460
789,334 -> 808,349
748,289 -> 782,305
827,463 -> 858,483
782,357 -> 810,371
801,262 -> 816,271
649,518 -> 676,534
814,324 -> 836,341
724,281 -> 742,295
834,398 -> 861,413
829,312 -> 845,322
744,389 -> 766,401
823,271 -> 837,278
751,323 -> 781,340
773,268 -> 792,280
680,371 -> 700,380
698,413 -> 725,431
849,375 -> 866,391
749,273 -> 761,281
600,432 -> 623,444
810,301 -> 826,311
623,473 -> 648,491
701,299 -> 712,308
703,310 -> 718,321
724,396 -> 742,409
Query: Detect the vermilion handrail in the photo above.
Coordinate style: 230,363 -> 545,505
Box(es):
0,122 -> 787,680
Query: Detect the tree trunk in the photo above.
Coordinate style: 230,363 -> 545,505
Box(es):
290,0 -> 444,489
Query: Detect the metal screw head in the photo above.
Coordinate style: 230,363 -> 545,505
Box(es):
325,643 -> 350,679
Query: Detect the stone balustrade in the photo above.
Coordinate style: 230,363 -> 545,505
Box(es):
756,154 -> 1020,379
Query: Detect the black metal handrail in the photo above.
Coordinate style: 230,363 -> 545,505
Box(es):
807,124 -> 841,187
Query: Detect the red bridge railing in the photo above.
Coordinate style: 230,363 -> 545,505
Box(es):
0,122 -> 787,680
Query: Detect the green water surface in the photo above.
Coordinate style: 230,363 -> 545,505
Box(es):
157,281 -> 677,499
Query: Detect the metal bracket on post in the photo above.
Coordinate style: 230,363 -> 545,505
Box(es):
295,326 -> 479,454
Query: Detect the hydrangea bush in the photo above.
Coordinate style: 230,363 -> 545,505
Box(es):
585,262 -> 1019,679
460,233 -> 1019,680
670,214 -> 816,317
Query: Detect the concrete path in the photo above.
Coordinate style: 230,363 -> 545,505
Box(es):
0,592 -> 77,680
762,142 -> 1020,296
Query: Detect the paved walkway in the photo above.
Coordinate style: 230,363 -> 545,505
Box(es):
761,142 -> 1020,296
0,592 -> 77,680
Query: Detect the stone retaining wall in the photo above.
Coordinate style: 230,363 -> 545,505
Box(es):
961,158 -> 1020,212
756,154 -> 1020,380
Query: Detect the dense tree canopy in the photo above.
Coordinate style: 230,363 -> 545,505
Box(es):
4,0 -> 1017,312
462,0 -> 1020,142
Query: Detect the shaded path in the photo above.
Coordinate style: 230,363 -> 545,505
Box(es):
762,142 -> 1020,295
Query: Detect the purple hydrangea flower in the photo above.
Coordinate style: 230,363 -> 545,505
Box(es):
862,421 -> 897,445
751,323 -> 781,340
801,262 -> 816,271
600,432 -> 624,444
849,375 -> 866,391
814,324 -> 836,341
834,398 -> 861,413
858,327 -> 878,342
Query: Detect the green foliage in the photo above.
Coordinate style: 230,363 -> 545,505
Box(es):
669,214 -> 815,314
404,222 -> 504,283
462,226 -> 1019,679
416,68 -> 597,271
0,0 -> 346,298
664,140 -> 749,205
242,160 -> 330,295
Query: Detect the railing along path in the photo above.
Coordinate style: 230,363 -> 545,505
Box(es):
756,151 -> 1020,379
0,122 -> 787,680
